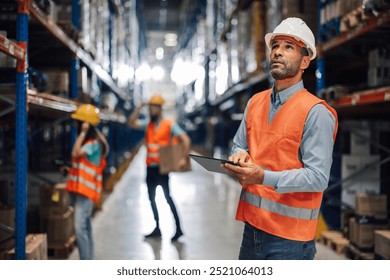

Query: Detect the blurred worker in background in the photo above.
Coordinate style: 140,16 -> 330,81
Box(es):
128,94 -> 191,242
66,104 -> 109,260
222,17 -> 338,260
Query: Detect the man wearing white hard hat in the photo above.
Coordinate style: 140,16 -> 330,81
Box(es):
222,18 -> 339,260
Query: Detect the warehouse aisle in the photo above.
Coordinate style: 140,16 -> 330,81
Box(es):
68,147 -> 346,260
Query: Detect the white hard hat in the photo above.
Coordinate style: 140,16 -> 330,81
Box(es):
265,17 -> 316,60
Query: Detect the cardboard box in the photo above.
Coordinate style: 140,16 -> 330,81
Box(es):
40,206 -> 74,246
43,70 -> 69,94
39,183 -> 70,215
375,230 -> 390,259
5,233 -> 48,260
342,155 -> 380,180
350,129 -> 371,155
341,181 -> 380,208
355,193 -> 387,220
349,218 -> 388,249
159,143 -> 192,174
0,207 -> 15,250
341,154 -> 381,208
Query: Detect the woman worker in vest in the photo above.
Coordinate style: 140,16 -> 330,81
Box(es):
128,94 -> 191,242
222,17 -> 338,260
66,104 -> 109,260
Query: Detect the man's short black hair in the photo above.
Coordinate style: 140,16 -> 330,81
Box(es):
301,47 -> 309,57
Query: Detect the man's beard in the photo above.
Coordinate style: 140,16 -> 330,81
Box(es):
150,115 -> 158,122
269,59 -> 301,80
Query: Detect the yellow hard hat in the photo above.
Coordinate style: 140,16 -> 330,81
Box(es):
149,94 -> 165,106
71,104 -> 100,126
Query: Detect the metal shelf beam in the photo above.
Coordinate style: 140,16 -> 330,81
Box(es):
209,71 -> 269,106
0,34 -> 26,61
318,10 -> 390,53
29,1 -> 124,98
331,86 -> 390,107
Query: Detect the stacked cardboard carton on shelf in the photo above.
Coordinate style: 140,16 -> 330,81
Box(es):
319,0 -> 363,40
339,120 -> 390,259
4,234 -> 48,260
236,0 -> 266,80
39,183 -> 75,257
1,204 -> 48,260
374,230 -> 390,259
0,206 -> 14,259
348,194 -> 388,253
367,47 -> 390,87
341,125 -> 381,209
282,0 -> 318,34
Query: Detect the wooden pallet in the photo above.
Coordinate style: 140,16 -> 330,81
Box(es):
320,230 -> 350,255
48,235 -> 76,259
345,243 -> 374,260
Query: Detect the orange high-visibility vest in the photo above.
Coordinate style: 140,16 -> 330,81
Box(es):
145,119 -> 178,166
66,140 -> 107,203
236,89 -> 338,241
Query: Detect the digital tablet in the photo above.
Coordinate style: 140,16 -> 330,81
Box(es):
189,154 -> 239,174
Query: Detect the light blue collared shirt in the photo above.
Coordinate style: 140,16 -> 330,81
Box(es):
231,80 -> 336,193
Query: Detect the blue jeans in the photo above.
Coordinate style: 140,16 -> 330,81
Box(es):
239,223 -> 316,260
69,193 -> 94,260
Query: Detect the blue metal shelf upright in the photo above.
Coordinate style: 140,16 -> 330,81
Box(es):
14,0 -> 30,260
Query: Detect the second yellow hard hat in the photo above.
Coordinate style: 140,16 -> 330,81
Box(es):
149,94 -> 165,106
71,104 -> 100,126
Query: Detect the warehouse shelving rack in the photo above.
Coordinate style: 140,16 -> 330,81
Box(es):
176,0 -> 272,158
316,1 -> 390,230
0,0 -> 29,260
0,0 -> 144,259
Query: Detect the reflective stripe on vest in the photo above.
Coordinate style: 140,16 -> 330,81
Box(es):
71,162 -> 103,181
235,89 -> 338,241
147,152 -> 159,158
240,189 -> 320,220
145,119 -> 174,166
66,140 -> 106,203
68,175 -> 102,193
147,143 -> 160,149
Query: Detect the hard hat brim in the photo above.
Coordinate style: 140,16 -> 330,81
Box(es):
265,32 -> 316,60
71,113 -> 99,126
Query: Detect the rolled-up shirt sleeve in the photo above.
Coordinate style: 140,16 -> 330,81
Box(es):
231,99 -> 250,155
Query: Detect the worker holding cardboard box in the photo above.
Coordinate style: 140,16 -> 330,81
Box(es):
128,94 -> 191,242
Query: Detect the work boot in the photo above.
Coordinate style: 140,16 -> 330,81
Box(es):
144,227 -> 161,238
171,228 -> 183,242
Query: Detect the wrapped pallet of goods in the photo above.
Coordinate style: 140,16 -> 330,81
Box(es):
79,0 -> 93,52
237,0 -> 266,81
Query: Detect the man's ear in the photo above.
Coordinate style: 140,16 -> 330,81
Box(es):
300,55 -> 310,71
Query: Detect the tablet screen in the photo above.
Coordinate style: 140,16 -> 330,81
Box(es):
189,154 -> 238,174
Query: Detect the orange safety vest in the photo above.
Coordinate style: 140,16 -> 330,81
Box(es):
66,139 -> 107,203
236,89 -> 338,241
145,119 -> 178,166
